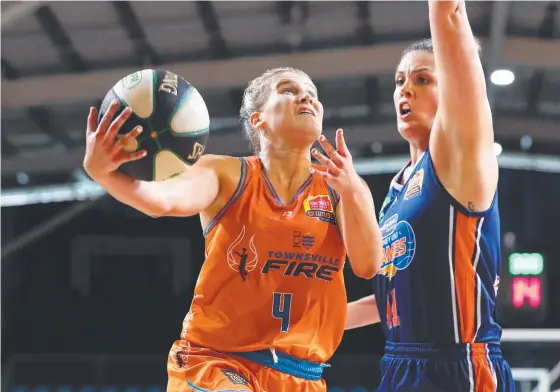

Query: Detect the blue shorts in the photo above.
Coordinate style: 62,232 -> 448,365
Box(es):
378,342 -> 514,392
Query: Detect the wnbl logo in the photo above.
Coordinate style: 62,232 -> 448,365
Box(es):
293,231 -> 314,249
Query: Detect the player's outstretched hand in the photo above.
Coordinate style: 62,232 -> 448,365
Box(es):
83,99 -> 147,179
310,129 -> 364,196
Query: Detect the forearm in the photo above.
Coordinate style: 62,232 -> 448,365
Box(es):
346,295 -> 380,330
428,0 -> 490,138
92,156 -> 223,217
93,171 -> 169,217
338,182 -> 383,279
428,0 -> 462,16
429,0 -> 484,89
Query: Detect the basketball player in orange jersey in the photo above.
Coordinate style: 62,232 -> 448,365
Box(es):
344,1 -> 515,391
83,67 -> 384,391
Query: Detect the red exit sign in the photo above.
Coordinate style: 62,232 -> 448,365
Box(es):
498,251 -> 547,325
512,277 -> 542,308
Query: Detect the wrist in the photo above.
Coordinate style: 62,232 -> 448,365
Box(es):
87,170 -> 115,183
339,179 -> 369,199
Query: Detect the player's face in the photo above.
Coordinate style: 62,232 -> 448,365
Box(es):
393,50 -> 439,143
257,72 -> 323,147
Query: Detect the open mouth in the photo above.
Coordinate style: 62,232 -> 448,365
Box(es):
298,108 -> 315,117
399,103 -> 412,119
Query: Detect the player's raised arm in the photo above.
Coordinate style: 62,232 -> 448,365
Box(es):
312,129 -> 383,279
346,295 -> 380,330
83,101 -> 232,218
428,0 -> 498,210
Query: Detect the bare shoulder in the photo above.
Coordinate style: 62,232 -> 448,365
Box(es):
192,154 -> 240,181
196,154 -> 244,225
195,154 -> 240,171
195,154 -> 243,194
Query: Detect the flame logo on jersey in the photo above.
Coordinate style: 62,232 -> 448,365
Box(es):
404,169 -> 424,200
378,215 -> 416,279
304,194 -> 336,225
227,225 -> 258,282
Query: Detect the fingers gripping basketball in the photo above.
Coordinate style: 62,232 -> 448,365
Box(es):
83,101 -> 147,178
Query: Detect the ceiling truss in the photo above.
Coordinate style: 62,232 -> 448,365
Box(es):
1,1 -> 559,180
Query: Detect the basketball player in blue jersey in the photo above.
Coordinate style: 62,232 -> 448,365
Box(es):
345,1 -> 514,391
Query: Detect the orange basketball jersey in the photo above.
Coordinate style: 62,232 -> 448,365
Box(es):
181,156 -> 347,363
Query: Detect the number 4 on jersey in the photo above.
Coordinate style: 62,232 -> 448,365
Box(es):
272,292 -> 292,333
386,289 -> 400,329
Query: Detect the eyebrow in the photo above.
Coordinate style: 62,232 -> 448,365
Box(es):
276,79 -> 318,95
395,67 -> 433,76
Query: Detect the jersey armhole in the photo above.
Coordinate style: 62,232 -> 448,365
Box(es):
327,185 -> 342,233
426,150 -> 498,218
327,185 -> 340,211
203,157 -> 249,237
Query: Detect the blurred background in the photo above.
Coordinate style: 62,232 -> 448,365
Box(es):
1,1 -> 559,391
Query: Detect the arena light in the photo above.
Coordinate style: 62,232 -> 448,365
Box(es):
1,181 -> 105,207
493,142 -> 503,156
520,135 -> 533,151
509,253 -> 544,276
490,69 -> 515,86
500,251 -> 547,323
512,277 -> 542,308
16,172 -> 29,185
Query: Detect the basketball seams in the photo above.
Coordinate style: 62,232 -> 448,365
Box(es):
150,69 -> 157,120
111,88 -> 129,108
167,85 -> 210,138
172,127 -> 210,137
112,69 -> 156,119
167,84 -> 193,134
151,148 -> 192,182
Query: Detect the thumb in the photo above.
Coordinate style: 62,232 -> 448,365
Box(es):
117,150 -> 148,165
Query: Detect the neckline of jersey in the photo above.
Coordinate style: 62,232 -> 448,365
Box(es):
258,159 -> 313,207
390,151 -> 427,193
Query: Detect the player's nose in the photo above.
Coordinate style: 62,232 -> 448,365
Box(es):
400,82 -> 414,99
298,92 -> 314,104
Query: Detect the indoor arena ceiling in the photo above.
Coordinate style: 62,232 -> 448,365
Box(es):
1,1 -> 560,178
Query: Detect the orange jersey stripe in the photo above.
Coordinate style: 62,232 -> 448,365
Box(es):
454,212 -> 480,343
472,343 -> 497,392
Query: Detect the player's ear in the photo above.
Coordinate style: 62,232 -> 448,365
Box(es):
250,112 -> 264,131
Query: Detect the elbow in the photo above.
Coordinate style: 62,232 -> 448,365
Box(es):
118,199 -> 168,219
355,269 -> 376,280
348,251 -> 383,279
141,203 -> 170,219
359,254 -> 384,279
351,262 -> 378,280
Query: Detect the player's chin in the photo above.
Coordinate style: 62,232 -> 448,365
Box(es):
297,120 -> 321,137
308,126 -> 322,143
294,128 -> 321,150
397,121 -> 426,140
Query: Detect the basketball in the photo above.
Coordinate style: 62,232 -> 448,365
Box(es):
98,69 -> 210,182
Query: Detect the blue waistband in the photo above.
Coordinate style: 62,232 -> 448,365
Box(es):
384,342 -> 502,360
230,349 -> 329,381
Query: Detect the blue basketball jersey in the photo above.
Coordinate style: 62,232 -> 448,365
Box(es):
373,150 -> 502,344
